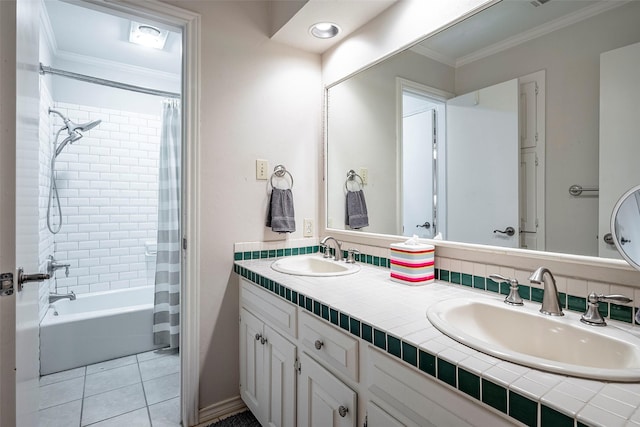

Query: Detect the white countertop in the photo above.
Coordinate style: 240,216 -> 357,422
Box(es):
236,256 -> 640,427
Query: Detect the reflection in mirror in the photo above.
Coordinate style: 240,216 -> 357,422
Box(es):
611,185 -> 640,272
326,0 -> 640,258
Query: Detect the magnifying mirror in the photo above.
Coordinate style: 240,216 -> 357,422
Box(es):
611,184 -> 640,271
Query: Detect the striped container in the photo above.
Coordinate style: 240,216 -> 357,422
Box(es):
389,242 -> 435,285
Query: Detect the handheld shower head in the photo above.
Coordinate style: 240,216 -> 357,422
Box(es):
55,131 -> 83,157
67,118 -> 102,133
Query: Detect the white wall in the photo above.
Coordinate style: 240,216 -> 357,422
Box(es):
454,1 -> 640,256
163,0 -> 322,411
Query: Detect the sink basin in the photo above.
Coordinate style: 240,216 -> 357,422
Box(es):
427,297 -> 640,381
271,255 -> 360,277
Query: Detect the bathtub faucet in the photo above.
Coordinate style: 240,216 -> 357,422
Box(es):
49,291 -> 76,303
47,255 -> 70,277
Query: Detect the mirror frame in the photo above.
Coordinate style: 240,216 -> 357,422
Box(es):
611,185 -> 640,272
320,1 -> 640,286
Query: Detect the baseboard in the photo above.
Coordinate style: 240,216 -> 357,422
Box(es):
197,395 -> 247,426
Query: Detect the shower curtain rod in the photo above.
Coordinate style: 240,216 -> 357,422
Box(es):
39,63 -> 180,99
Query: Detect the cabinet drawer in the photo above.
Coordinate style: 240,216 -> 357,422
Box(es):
299,311 -> 358,381
241,278 -> 297,338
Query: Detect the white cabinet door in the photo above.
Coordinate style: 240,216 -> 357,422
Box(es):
367,401 -> 408,427
298,352 -> 356,427
264,325 -> 296,427
240,308 -> 265,418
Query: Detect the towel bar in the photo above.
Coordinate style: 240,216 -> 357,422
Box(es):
270,164 -> 294,189
345,169 -> 364,191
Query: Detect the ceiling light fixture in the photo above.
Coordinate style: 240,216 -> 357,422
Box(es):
309,22 -> 341,39
129,21 -> 169,49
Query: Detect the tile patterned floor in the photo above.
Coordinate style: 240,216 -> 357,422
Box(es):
38,349 -> 180,427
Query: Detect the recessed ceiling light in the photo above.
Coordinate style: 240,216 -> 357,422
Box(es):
309,22 -> 341,39
129,21 -> 168,49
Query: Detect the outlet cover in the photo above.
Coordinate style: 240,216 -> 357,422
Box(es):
256,159 -> 268,180
303,218 -> 313,237
359,167 -> 368,184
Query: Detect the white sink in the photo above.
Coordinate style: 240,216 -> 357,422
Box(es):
427,297 -> 640,381
271,255 -> 360,277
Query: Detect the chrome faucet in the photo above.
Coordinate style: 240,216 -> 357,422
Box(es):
529,267 -> 563,316
581,293 -> 633,326
49,291 -> 76,303
320,236 -> 343,261
489,274 -> 523,306
47,255 -> 70,277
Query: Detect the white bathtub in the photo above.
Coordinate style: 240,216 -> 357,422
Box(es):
40,285 -> 164,375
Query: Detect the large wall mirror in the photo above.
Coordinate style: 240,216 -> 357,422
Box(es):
326,0 -> 640,260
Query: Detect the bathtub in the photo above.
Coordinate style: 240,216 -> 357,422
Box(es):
40,285 -> 164,375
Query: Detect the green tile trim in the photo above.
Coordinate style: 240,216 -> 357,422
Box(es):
518,284 -> 531,301
339,313 -> 349,331
305,297 -> 313,312
461,273 -> 473,287
321,304 -> 329,321
451,272 -> 461,285
440,270 -> 450,282
418,350 -> 436,376
374,329 -> 386,350
567,295 -> 586,313
486,278 -> 499,293
313,300 -> 321,316
509,391 -> 538,427
610,303 -> 633,323
330,308 -> 338,326
350,318 -> 361,337
401,342 -> 417,367
234,252 -> 242,261
361,323 -> 373,343
458,368 -> 480,400
482,379 -> 507,414
437,358 -> 456,387
387,335 -> 401,358
473,275 -> 486,290
541,405 -> 573,427
530,287 -> 544,303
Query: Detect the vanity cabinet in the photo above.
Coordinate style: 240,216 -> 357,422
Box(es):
240,280 -> 297,427
366,400 -> 414,427
297,351 -> 357,427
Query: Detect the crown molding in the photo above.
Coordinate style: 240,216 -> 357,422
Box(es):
40,0 -> 58,56
409,44 -> 456,68
455,0 -> 630,67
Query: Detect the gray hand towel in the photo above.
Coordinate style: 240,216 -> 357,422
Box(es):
346,189 -> 369,229
266,188 -> 296,233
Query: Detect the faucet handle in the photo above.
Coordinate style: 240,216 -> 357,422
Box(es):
489,274 -> 524,306
346,248 -> 359,264
581,292 -> 633,326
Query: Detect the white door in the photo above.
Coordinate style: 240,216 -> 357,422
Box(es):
240,308 -> 265,419
297,352 -> 356,427
0,0 -> 42,425
402,108 -> 435,238
446,79 -> 519,247
264,325 -> 296,427
599,41 -> 640,258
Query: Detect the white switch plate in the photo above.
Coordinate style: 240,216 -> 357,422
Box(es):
256,159 -> 268,180
359,167 -> 368,185
303,218 -> 313,237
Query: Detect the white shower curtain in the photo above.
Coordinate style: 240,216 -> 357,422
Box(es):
153,99 -> 181,348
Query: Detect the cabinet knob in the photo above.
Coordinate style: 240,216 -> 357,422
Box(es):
255,333 -> 262,341
260,336 -> 268,345
314,340 -> 323,350
338,406 -> 348,417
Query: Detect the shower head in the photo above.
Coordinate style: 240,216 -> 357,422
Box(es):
48,107 -> 101,135
55,131 -> 83,157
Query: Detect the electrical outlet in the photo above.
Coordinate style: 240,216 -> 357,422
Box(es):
359,167 -> 368,185
256,159 -> 268,180
303,218 -> 313,237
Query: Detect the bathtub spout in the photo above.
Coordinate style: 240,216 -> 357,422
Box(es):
49,291 -> 76,303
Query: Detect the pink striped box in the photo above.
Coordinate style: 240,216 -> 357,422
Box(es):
389,242 -> 435,285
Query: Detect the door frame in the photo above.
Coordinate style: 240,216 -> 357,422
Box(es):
2,0 -> 201,425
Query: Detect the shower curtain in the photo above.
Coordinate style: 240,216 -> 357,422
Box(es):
153,99 -> 181,348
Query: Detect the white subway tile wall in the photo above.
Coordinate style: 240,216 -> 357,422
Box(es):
46,101 -> 161,297
39,81 -> 56,320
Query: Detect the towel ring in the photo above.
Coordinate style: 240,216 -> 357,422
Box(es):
270,164 -> 294,189
345,169 -> 364,192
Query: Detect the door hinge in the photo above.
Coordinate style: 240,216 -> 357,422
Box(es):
535,154 -> 539,166
182,238 -> 187,250
294,359 -> 301,374
1,272 -> 14,296
535,82 -> 539,95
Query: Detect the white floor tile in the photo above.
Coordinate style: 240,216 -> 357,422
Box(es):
39,377 -> 85,410
38,399 -> 82,427
40,367 -> 86,387
143,372 -> 180,405
148,397 -> 181,427
136,348 -> 176,363
86,355 -> 137,375
81,383 -> 147,426
86,408 -> 151,427
138,354 -> 179,382
84,363 -> 141,397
